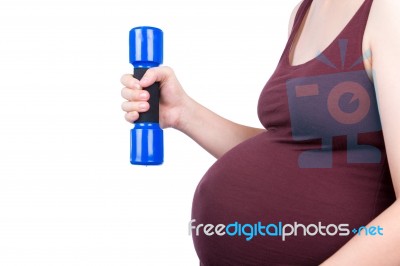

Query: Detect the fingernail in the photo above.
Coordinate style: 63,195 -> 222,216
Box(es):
141,76 -> 149,83
139,92 -> 147,100
139,103 -> 147,110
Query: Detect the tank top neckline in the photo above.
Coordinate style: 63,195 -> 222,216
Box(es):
284,0 -> 372,69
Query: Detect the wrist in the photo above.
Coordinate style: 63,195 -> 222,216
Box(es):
173,95 -> 198,133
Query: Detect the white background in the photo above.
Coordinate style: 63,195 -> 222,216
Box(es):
0,0 -> 299,265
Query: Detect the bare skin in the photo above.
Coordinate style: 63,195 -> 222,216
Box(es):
122,0 -> 400,263
120,67 -> 264,159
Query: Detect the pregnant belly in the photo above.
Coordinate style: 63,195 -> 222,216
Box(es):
191,132 -> 388,265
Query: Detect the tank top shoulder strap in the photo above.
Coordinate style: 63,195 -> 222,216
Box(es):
279,0 -> 374,66
279,0 -> 313,62
340,0 -> 374,40
290,0 -> 313,38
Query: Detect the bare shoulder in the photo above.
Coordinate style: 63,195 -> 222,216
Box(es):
363,0 -> 399,70
367,0 -> 399,41
288,1 -> 304,36
370,0 -> 399,12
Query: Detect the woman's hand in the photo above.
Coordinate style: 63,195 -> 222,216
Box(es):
121,66 -> 264,158
121,66 -> 189,130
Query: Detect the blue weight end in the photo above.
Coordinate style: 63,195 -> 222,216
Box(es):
129,26 -> 163,68
130,123 -> 164,165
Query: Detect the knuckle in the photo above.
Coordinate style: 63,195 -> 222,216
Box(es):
126,89 -> 136,101
120,74 -> 131,85
121,101 -> 132,111
121,87 -> 128,98
121,74 -> 140,89
125,113 -> 133,123
121,101 -> 127,111
126,111 -> 139,122
143,68 -> 154,77
163,66 -> 174,75
122,87 -> 140,101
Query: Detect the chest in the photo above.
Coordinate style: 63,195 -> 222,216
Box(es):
289,0 -> 373,79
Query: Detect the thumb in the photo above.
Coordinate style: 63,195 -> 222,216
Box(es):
139,66 -> 173,87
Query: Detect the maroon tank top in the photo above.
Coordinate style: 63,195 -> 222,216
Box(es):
191,0 -> 395,265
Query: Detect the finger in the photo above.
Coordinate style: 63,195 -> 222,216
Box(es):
120,74 -> 140,89
139,66 -> 174,87
125,111 -> 139,123
121,101 -> 149,113
121,87 -> 149,101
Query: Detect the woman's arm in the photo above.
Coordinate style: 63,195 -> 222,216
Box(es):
121,2 -> 304,158
322,0 -> 400,264
177,95 -> 264,159
121,67 -> 264,159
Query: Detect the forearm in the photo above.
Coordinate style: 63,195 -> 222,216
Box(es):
322,200 -> 400,265
177,96 -> 265,159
